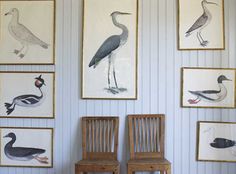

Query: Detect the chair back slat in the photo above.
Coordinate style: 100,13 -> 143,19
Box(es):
82,117 -> 119,160
128,114 -> 165,159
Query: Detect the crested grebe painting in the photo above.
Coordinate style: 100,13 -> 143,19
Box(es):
0,72 -> 55,118
197,121 -> 236,162
0,127 -> 53,167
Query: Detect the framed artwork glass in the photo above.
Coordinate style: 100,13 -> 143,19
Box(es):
181,67 -> 236,108
82,0 -> 138,99
197,121 -> 236,162
0,0 -> 55,64
178,0 -> 225,50
0,127 -> 53,167
0,71 -> 55,118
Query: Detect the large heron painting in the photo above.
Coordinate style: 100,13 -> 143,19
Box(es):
88,11 -> 130,95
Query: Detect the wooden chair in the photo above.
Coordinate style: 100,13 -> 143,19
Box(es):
75,116 -> 120,174
127,114 -> 171,174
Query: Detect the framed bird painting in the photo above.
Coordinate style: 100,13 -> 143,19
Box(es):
181,67 -> 236,108
197,121 -> 236,162
0,71 -> 55,118
81,0 -> 138,99
0,0 -> 55,64
178,0 -> 225,50
0,127 -> 53,167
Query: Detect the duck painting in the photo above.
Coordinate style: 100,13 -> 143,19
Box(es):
5,75 -> 46,115
210,138 -> 236,149
188,75 -> 231,104
3,132 -> 48,164
4,8 -> 49,58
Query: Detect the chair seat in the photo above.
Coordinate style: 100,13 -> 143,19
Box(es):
77,159 -> 119,166
128,158 -> 170,165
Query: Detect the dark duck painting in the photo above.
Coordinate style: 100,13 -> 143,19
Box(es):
210,138 -> 236,149
5,75 -> 46,115
3,132 -> 48,164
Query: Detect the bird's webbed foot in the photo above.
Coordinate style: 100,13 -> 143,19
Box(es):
34,156 -> 49,164
106,87 -> 119,94
19,54 -> 25,58
200,40 -> 209,47
14,49 -> 20,54
188,98 -> 200,104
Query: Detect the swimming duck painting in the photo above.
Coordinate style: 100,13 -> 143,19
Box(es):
4,8 -> 49,58
188,75 -> 231,104
3,132 -> 48,164
5,75 -> 46,115
210,138 -> 236,149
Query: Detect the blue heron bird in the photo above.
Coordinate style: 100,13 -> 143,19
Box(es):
185,0 -> 218,47
88,11 -> 131,94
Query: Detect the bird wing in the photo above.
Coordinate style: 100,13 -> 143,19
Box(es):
8,147 -> 45,157
89,35 -> 121,67
15,95 -> 41,105
188,90 -> 216,101
186,13 -> 208,34
10,24 -> 47,46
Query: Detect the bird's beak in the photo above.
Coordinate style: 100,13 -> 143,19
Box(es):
121,12 -> 131,15
206,1 -> 218,5
225,78 -> 232,81
3,135 -> 8,138
4,12 -> 10,16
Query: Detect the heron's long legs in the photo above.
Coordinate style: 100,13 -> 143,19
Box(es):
112,59 -> 118,89
108,56 -> 111,89
197,32 -> 203,45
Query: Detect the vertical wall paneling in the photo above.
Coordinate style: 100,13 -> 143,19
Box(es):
0,0 -> 236,174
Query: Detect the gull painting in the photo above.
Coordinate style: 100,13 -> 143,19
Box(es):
4,8 -> 49,58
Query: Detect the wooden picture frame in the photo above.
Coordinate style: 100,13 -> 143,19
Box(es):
0,0 -> 55,64
178,0 -> 225,50
0,71 -> 55,118
181,67 -> 236,108
197,121 -> 236,162
81,0 -> 138,100
0,127 -> 53,168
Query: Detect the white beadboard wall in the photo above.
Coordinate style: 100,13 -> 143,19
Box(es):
0,0 -> 236,174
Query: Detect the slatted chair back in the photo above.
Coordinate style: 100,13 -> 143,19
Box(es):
82,117 -> 119,160
128,114 -> 165,160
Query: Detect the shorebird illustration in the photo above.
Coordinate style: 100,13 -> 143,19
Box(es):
188,75 -> 231,104
4,132 -> 48,164
185,0 -> 218,47
5,8 -> 49,58
5,75 -> 46,115
88,11 -> 130,94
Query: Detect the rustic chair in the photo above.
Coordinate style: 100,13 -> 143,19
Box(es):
127,114 -> 171,174
75,116 -> 120,174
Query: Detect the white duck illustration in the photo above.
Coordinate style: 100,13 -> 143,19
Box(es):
4,8 -> 49,58
5,75 -> 46,115
188,75 -> 231,104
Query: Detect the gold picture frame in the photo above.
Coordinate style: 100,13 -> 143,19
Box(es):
197,121 -> 236,162
0,0 -> 56,64
81,0 -> 138,100
0,71 -> 55,118
178,0 -> 225,50
181,67 -> 236,108
0,127 -> 54,168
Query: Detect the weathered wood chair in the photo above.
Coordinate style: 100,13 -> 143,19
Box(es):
127,114 -> 171,174
75,116 -> 120,174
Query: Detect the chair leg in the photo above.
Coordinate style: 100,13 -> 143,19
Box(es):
166,166 -> 171,174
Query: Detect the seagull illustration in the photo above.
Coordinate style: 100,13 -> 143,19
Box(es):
5,8 -> 49,58
4,132 -> 48,164
185,0 -> 218,47
188,75 -> 231,104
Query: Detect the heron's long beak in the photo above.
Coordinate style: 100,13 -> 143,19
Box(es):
120,12 -> 131,15
4,12 -> 10,16
206,1 -> 218,5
